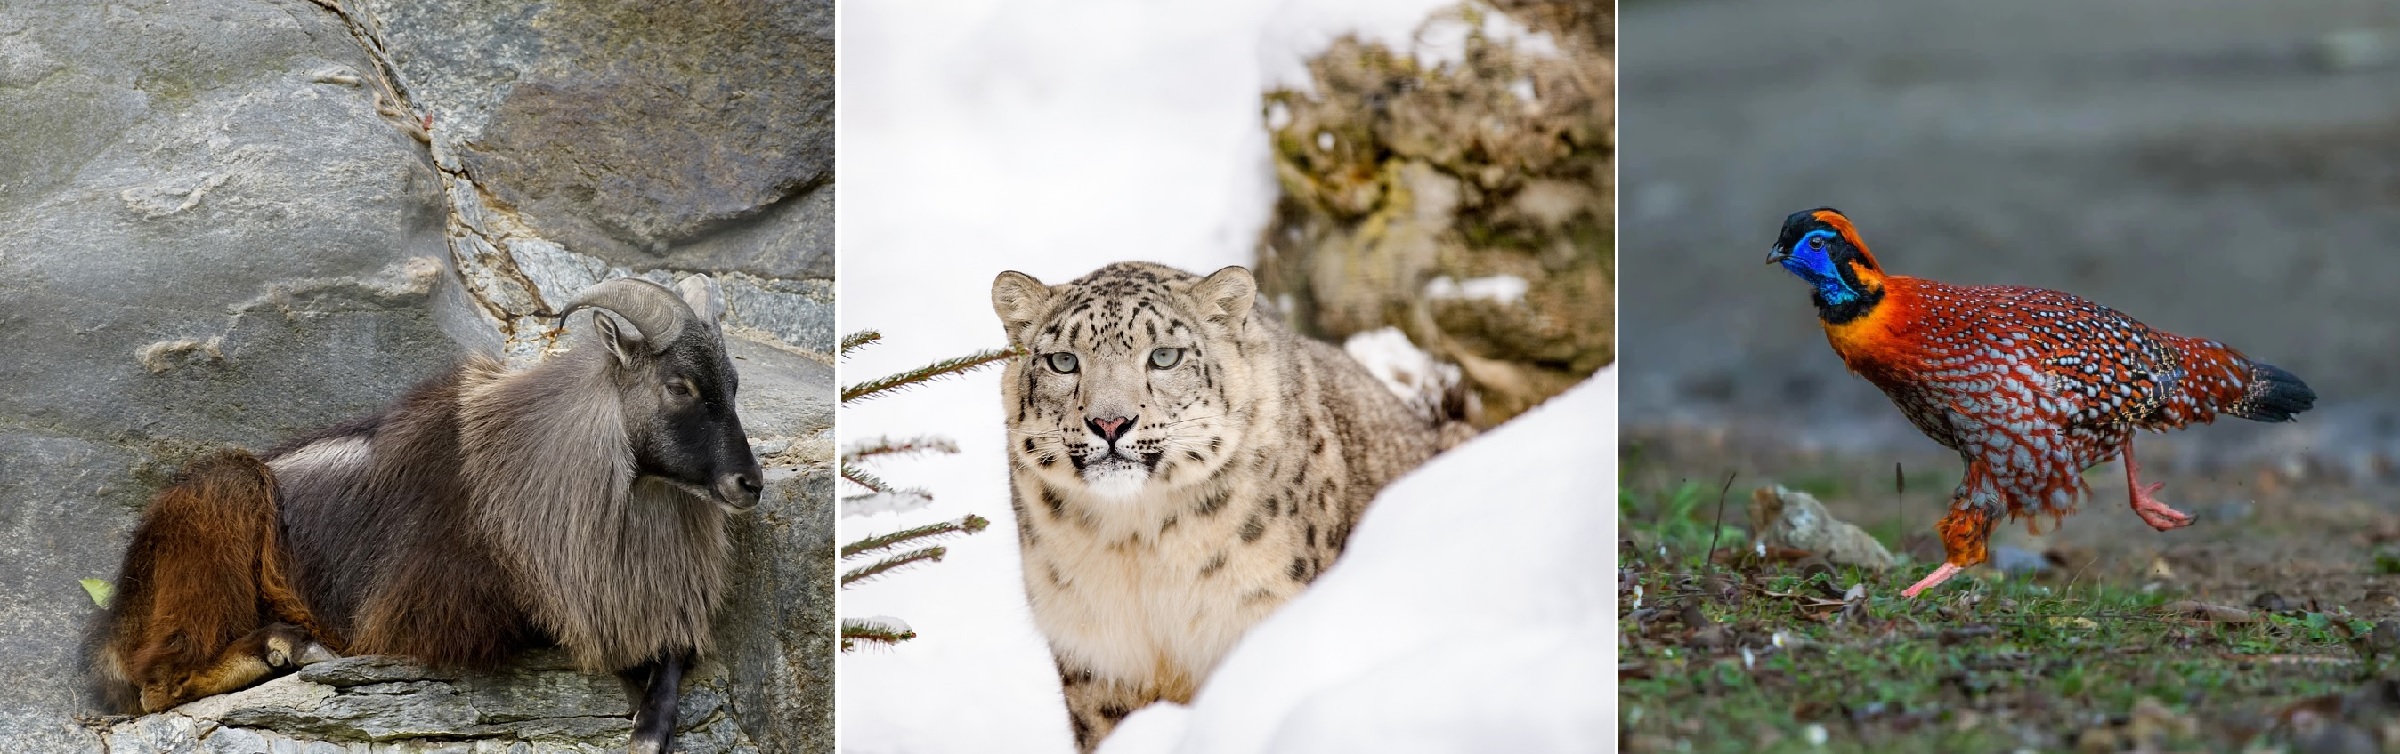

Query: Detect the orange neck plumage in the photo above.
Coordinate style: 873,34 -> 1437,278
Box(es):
1819,266 -> 1918,376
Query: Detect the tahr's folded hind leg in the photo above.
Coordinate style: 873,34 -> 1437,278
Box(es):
96,452 -> 329,713
141,623 -> 316,712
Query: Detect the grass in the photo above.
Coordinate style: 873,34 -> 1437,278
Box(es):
1619,481 -> 2384,753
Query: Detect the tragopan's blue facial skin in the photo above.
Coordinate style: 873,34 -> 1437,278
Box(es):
1778,229 -> 1857,306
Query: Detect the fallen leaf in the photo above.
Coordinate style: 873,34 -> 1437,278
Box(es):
78,578 -> 111,608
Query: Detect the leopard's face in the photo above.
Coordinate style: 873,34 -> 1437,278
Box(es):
995,263 -> 1259,503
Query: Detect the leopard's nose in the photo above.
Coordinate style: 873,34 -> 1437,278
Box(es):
1087,415 -> 1136,444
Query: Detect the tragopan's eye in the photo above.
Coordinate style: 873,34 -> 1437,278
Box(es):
1045,352 -> 1080,374
1149,347 -> 1183,370
1808,235 -> 1828,250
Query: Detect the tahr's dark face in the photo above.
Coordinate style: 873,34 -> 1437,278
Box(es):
626,331 -> 761,511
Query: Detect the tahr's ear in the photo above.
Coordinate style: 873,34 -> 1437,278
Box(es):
674,275 -> 728,323
1190,266 -> 1257,331
591,312 -> 644,368
991,271 -> 1054,349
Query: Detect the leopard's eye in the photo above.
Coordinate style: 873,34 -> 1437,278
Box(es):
1045,352 -> 1080,374
1149,347 -> 1183,370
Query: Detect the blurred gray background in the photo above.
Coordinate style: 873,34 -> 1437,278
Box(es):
1621,0 -> 2400,466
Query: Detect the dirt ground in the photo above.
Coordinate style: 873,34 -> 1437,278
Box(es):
1618,1 -> 2400,749
1622,427 -> 2400,752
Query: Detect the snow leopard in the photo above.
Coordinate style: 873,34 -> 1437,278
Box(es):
990,261 -> 1454,751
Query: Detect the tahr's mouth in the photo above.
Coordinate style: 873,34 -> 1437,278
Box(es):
649,475 -> 756,514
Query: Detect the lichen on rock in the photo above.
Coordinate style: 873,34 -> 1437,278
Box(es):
1255,0 -> 1614,425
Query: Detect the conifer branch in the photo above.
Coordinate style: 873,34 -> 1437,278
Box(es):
843,435 -> 962,464
840,464 -> 891,494
841,489 -> 936,518
840,618 -> 918,651
841,347 -> 1019,405
842,515 -> 991,561
841,547 -> 947,587
840,330 -> 882,358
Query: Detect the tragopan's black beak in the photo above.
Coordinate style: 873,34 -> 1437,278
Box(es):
1765,245 -> 1792,265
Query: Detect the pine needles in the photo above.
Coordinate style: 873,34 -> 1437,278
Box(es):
837,329 -> 1014,652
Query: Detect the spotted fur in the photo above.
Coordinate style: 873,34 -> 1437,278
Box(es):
992,262 -> 1450,751
1770,208 -> 2315,594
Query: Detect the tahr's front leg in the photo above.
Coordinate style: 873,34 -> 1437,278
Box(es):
620,652 -> 691,754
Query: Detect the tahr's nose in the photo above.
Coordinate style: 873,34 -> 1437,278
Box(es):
715,470 -> 762,512
1087,415 -> 1135,444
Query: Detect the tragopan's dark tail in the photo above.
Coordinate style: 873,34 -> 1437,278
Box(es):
2230,362 -> 2316,422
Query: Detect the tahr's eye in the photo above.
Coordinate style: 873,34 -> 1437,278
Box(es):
1808,235 -> 1827,250
1045,352 -> 1080,374
665,380 -> 695,398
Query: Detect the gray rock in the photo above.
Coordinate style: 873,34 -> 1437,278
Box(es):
354,0 -> 836,277
0,0 -> 455,749
1747,485 -> 1901,571
100,654 -> 761,753
721,468 -> 835,754
300,657 -> 465,689
722,278 -> 838,359
0,0 -> 832,750
1988,545 -> 2050,577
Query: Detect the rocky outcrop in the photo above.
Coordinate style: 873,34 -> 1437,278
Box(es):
1254,0 -> 1614,425
101,654 -> 756,754
0,0 -> 833,750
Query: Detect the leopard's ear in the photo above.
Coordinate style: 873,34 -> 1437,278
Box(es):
1190,266 -> 1257,332
992,270 -> 1055,349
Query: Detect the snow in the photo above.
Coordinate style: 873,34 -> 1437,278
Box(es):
1341,327 -> 1463,419
1423,275 -> 1531,305
841,490 -> 936,518
1096,371 -> 1616,754
1407,4 -> 1561,72
836,1 -> 1599,752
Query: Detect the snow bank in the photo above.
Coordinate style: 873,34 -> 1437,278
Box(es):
1097,370 -> 1616,754
835,1 -> 1567,752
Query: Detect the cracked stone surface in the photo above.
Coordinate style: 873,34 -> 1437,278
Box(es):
0,0 -> 834,751
355,0 -> 836,279
101,654 -> 757,754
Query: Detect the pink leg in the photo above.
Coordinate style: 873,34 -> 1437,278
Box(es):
2124,442 -> 2193,531
1900,563 -> 1963,599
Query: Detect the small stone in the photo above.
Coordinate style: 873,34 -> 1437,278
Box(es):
1748,486 -> 1901,571
1989,545 -> 2048,576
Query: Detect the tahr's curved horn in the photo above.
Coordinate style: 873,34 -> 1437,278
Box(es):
557,278 -> 694,353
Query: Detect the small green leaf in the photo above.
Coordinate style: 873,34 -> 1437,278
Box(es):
79,578 -> 113,608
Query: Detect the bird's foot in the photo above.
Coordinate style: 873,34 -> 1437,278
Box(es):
2130,480 -> 2194,531
1900,563 -> 1965,599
